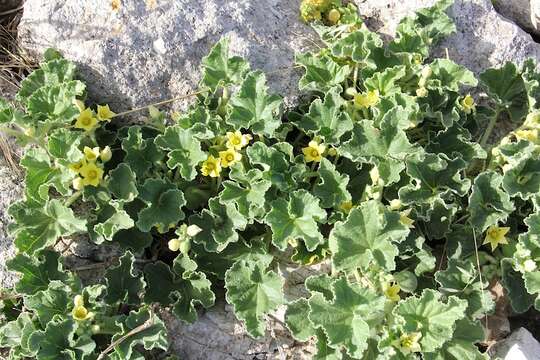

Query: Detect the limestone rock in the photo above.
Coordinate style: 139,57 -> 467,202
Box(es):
355,0 -> 540,74
18,0 -> 315,114
492,0 -> 540,38
489,327 -> 540,360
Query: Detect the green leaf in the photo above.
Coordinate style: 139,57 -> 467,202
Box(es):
225,259 -> 284,338
47,128 -> 83,163
330,28 -> 383,70
284,298 -> 316,342
428,59 -> 478,91
502,157 -> 540,200
480,62 -> 529,122
295,87 -> 353,144
265,189 -> 327,251
154,126 -> 206,181
313,158 -> 351,208
329,200 -> 409,272
108,163 -> 139,202
426,124 -> 487,162
7,250 -> 71,296
435,259 -> 494,319
121,126 -> 163,179
200,37 -> 250,91
189,197 -> 247,252
341,109 -> 414,185
29,318 -> 94,360
108,307 -> 168,360
104,251 -> 145,305
20,147 -> 72,205
308,276 -> 385,358
399,152 -> 470,205
10,199 -> 86,254
394,289 -> 467,353
0,313 -> 36,357
501,258 -> 534,313
227,70 -> 283,137
144,256 -> 214,323
295,52 -> 351,92
25,281 -> 70,327
136,178 -> 185,232
219,166 -> 271,221
246,142 -> 295,191
424,318 -> 488,360
389,0 -> 455,57
416,198 -> 457,239
364,65 -> 406,95
469,171 -> 514,232
93,201 -> 134,242
27,81 -> 85,124
112,227 -> 153,253
17,57 -> 77,102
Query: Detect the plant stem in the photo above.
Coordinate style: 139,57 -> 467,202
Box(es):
479,108 -> 501,148
111,89 -> 209,119
65,191 -> 82,207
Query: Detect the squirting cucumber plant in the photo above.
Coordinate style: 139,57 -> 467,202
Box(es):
1,0 -> 540,358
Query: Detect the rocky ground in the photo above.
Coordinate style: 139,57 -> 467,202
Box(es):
3,0 -> 540,359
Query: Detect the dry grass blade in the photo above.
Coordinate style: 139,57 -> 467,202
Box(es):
0,133 -> 20,175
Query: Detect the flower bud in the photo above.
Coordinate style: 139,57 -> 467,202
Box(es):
327,9 -> 341,24
100,146 -> 112,162
74,295 -> 84,307
389,199 -> 402,210
72,177 -> 84,191
523,259 -> 537,272
416,87 -> 428,98
148,105 -> 161,119
168,238 -> 181,252
186,224 -> 202,237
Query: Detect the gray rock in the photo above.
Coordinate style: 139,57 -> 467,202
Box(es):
0,148 -> 22,290
355,0 -> 540,74
18,0 -> 316,114
490,327 -> 540,360
492,0 -> 540,37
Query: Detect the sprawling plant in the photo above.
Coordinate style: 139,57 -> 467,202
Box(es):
1,0 -> 540,358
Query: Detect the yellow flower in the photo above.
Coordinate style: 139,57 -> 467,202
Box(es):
226,131 -> 252,150
201,155 -> 221,177
96,104 -> 115,121
461,94 -> 475,114
399,209 -> 415,229
339,201 -> 353,213
483,225 -> 510,251
68,159 -> 87,174
72,295 -> 93,321
383,282 -> 401,302
83,146 -> 100,162
79,162 -> 104,187
327,9 -> 341,24
74,108 -> 98,132
525,111 -> 540,128
219,148 -> 242,168
72,177 -> 83,190
100,146 -> 112,162
514,129 -> 538,143
302,140 -> 326,162
393,332 -> 422,354
354,90 -> 380,109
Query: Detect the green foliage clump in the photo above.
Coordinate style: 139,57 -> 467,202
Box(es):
1,0 -> 540,358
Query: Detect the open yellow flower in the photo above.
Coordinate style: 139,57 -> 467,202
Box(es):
79,162 -> 104,187
201,155 -> 221,177
393,332 -> 422,354
461,94 -> 476,114
226,131 -> 252,150
83,146 -> 100,162
302,140 -> 325,162
339,201 -> 353,213
219,148 -> 242,168
354,90 -> 380,109
383,282 -> 401,302
483,225 -> 510,251
514,129 -> 538,143
72,295 -> 93,321
74,108 -> 98,132
97,104 -> 115,121
399,209 -> 415,229
68,159 -> 87,174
